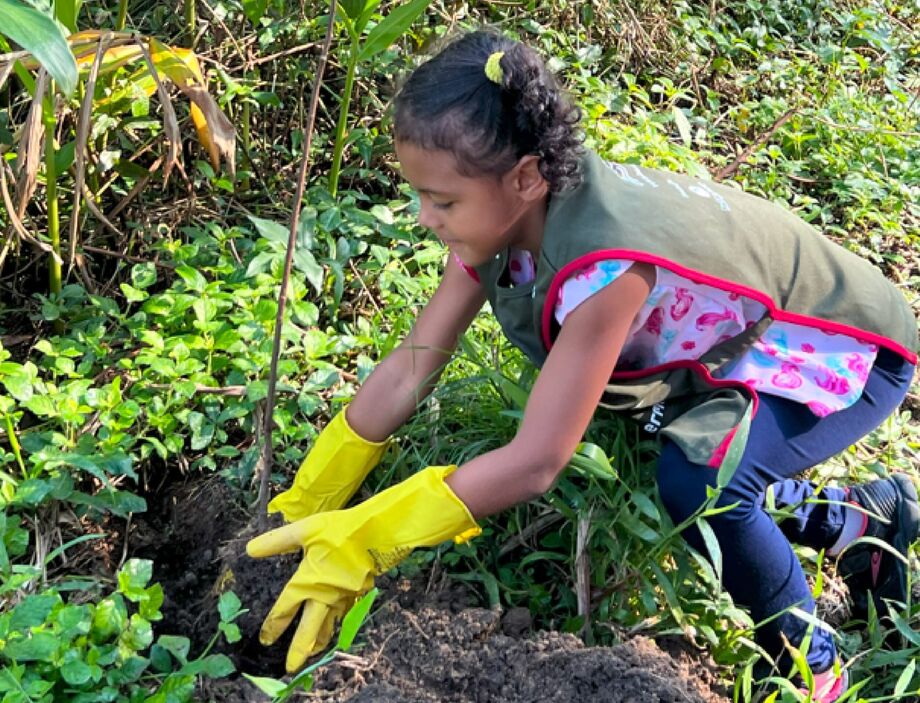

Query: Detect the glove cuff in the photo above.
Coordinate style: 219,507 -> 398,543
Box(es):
339,406 -> 389,449
438,465 -> 482,545
268,408 -> 390,521
351,465 -> 482,575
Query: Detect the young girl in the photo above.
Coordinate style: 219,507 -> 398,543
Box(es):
247,30 -> 919,700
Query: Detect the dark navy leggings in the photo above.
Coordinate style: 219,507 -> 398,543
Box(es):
656,348 -> 914,673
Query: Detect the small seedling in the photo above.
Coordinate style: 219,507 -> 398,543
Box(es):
244,587 -> 379,701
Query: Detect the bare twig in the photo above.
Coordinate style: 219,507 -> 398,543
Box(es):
81,183 -> 128,240
810,114 -> 917,137
147,383 -> 248,396
105,155 -> 164,220
348,259 -> 383,315
197,0 -> 248,66
575,508 -> 593,640
497,511 -> 564,557
0,51 -> 29,63
249,42 -> 318,67
0,62 -> 14,92
82,244 -> 174,269
257,2 -> 337,528
0,161 -> 61,264
714,108 -> 797,182
70,32 -> 112,270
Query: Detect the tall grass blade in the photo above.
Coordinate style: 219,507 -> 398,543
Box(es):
357,0 -> 430,61
336,587 -> 378,650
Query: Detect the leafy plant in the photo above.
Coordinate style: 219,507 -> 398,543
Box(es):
328,0 -> 431,196
1,18 -> 234,298
0,558 -> 244,701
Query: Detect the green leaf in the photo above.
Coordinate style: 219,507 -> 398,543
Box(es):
120,283 -> 148,302
10,593 -> 58,630
0,0 -> 78,95
54,139 -> 75,174
13,478 -> 54,506
671,105 -> 693,147
247,215 -> 290,245
131,262 -> 157,289
43,532 -> 105,567
219,622 -> 241,643
139,583 -> 164,620
61,659 -> 92,685
23,393 -> 55,416
620,513 -> 658,542
175,265 -> 207,293
716,404 -> 752,489
357,0 -> 431,61
894,659 -> 916,696
3,631 -> 59,661
120,614 -> 153,651
118,559 -> 153,593
241,0 -> 268,24
182,653 -> 235,678
68,488 -> 147,517
354,0 -> 383,35
293,249 -> 324,293
155,635 -> 190,664
54,0 -> 80,32
92,596 -> 128,641
217,591 -> 242,623
695,517 -> 722,583
242,674 -> 288,698
336,587 -> 378,651
338,0 -> 372,21
0,363 -> 36,401
296,206 -> 317,249
369,204 -> 394,225
245,251 -> 278,278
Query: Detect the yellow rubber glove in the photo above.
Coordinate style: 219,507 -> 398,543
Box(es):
247,465 -> 481,672
267,409 -> 389,522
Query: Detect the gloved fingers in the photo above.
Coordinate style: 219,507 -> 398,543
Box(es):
259,585 -> 306,646
247,515 -> 320,558
285,600 -> 342,673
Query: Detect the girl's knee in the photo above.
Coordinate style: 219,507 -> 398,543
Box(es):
656,458 -> 708,523
657,443 -> 758,525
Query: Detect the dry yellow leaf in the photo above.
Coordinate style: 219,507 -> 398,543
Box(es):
149,39 -> 235,173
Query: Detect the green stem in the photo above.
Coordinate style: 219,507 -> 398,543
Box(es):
240,94 -> 251,192
3,412 -> 25,477
328,40 -> 359,198
185,0 -> 196,39
44,110 -> 61,301
115,0 -> 128,30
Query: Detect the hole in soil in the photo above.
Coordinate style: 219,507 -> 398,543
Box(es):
129,474 -> 732,702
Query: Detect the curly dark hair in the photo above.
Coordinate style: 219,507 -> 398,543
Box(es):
393,30 -> 583,193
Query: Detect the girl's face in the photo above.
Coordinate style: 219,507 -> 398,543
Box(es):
395,140 -> 547,268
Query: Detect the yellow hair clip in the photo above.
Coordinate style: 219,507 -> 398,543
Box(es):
484,51 -> 505,85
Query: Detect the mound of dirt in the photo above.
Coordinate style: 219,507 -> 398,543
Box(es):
135,478 -> 729,702
308,600 -> 730,703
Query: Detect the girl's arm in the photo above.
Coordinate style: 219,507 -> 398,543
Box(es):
446,263 -> 655,518
346,254 -> 487,441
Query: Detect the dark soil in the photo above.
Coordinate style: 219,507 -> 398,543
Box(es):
135,478 -> 731,702
305,600 -> 729,703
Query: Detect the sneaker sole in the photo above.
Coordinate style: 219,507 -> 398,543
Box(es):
842,473 -> 919,618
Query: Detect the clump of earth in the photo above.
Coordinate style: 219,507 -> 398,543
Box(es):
133,477 -> 733,702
